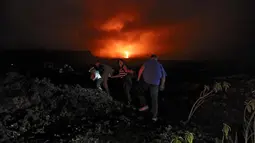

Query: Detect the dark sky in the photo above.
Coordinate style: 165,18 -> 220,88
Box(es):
1,0 -> 254,60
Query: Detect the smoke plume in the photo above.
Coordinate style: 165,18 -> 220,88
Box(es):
2,0 -> 249,59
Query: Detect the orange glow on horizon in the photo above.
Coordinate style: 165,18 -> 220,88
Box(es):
89,10 -> 199,59
124,51 -> 129,58
91,13 -> 167,59
93,28 -> 171,59
83,1 -> 201,60
95,40 -> 137,58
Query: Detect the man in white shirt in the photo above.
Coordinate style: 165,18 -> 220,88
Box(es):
89,67 -> 103,90
94,61 -> 114,95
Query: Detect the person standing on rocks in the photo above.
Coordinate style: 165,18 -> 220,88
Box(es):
137,54 -> 167,121
94,61 -> 114,95
110,59 -> 134,105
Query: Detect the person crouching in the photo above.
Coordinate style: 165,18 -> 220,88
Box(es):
89,67 -> 103,90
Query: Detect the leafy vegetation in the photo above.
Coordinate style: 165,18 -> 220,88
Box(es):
244,99 -> 255,143
214,123 -> 238,143
185,82 -> 231,124
169,131 -> 194,143
213,97 -> 255,143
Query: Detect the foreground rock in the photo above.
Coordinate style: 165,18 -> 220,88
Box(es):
0,73 -> 245,143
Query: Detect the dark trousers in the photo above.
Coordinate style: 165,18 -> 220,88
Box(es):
102,75 -> 110,94
96,78 -> 103,88
138,80 -> 159,118
123,75 -> 132,103
102,69 -> 113,95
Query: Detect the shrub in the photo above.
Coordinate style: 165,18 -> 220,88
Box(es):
244,99 -> 255,143
215,123 -> 238,143
184,82 -> 230,124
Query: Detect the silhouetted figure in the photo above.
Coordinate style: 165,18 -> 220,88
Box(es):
110,59 -> 134,105
94,61 -> 114,95
137,54 -> 167,121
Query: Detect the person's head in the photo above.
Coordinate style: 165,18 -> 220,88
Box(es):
117,59 -> 125,67
150,54 -> 158,60
95,61 -> 100,67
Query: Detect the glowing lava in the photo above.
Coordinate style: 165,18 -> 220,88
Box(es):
124,51 -> 129,58
94,33 -> 160,59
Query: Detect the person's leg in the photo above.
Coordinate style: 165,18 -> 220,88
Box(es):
123,81 -> 132,104
96,78 -> 103,90
149,84 -> 159,120
123,76 -> 132,104
138,81 -> 149,111
102,72 -> 110,95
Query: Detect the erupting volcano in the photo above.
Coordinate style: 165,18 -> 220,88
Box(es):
87,7 -> 201,59
91,12 -> 173,59
79,0 -> 222,59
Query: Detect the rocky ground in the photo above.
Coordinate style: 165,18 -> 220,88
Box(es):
0,72 -> 250,143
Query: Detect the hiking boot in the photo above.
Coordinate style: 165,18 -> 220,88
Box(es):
139,105 -> 149,111
97,87 -> 102,90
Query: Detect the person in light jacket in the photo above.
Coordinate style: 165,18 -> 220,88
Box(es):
89,67 -> 103,90
94,61 -> 114,95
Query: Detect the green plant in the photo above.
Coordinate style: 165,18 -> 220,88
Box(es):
244,99 -> 255,143
185,131 -> 194,143
221,123 -> 231,142
171,136 -> 184,143
223,123 -> 231,140
185,82 -> 230,124
170,132 -> 194,143
215,123 -> 238,143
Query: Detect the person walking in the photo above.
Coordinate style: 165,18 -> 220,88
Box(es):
94,61 -> 114,95
137,54 -> 167,121
110,59 -> 134,105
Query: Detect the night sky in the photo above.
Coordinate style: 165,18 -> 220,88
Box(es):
1,0 -> 254,60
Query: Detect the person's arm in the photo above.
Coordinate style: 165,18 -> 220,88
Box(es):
90,72 -> 96,81
123,65 -> 134,74
137,64 -> 145,81
160,65 -> 167,89
110,68 -> 121,78
88,67 -> 95,72
160,76 -> 166,86
111,65 -> 133,78
111,74 -> 123,78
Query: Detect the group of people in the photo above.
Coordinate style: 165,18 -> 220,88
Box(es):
89,54 -> 167,121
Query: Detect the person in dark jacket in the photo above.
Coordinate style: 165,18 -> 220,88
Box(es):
110,59 -> 134,105
94,61 -> 114,95
137,54 -> 167,121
